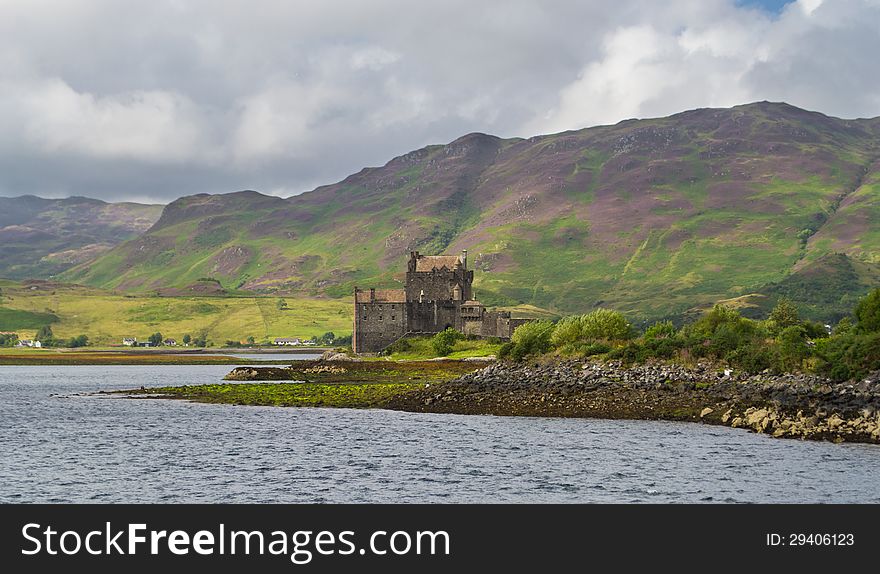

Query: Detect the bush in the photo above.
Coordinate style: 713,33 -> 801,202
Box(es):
505,320 -> 555,361
0,332 -> 19,347
644,320 -> 676,341
855,288 -> 880,333
580,309 -> 634,340
431,328 -> 463,357
817,332 -> 880,382
727,342 -> 776,374
776,326 -> 810,372
385,338 -> 412,355
550,309 -> 634,348
67,334 -> 89,348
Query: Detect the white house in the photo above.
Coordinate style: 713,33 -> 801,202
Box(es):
273,338 -> 301,346
122,337 -> 137,346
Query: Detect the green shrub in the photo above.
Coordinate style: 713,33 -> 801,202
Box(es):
431,328 -> 463,357
505,320 -> 555,361
768,297 -> 801,334
855,288 -> 880,333
817,332 -> 880,382
644,320 -> 676,341
776,326 -> 810,372
384,338 -> 412,354
550,309 -> 633,348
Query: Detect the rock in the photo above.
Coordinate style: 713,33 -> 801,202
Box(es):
721,409 -> 733,423
731,417 -> 744,428
745,408 -> 769,427
700,407 -> 714,418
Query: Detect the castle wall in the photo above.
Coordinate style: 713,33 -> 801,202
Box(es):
353,301 -> 406,353
405,269 -> 473,302
406,301 -> 459,334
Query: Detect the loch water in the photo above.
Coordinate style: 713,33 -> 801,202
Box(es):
1,364 -> 878,503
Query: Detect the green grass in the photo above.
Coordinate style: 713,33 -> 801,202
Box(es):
384,336 -> 502,360
0,307 -> 59,330
122,382 -> 424,408
0,282 -> 351,346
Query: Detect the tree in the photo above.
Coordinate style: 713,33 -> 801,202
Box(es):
67,334 -> 89,348
35,325 -> 54,342
182,334 -> 192,345
855,288 -> 880,333
777,326 -> 809,372
277,298 -> 288,311
768,297 -> 800,333
0,332 -> 18,347
148,332 -> 163,346
246,336 -> 256,345
320,331 -> 336,345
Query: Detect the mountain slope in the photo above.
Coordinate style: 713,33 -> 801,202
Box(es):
63,102 -> 880,321
0,196 -> 163,280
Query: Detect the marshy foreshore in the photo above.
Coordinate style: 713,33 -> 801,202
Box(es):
120,357 -> 880,444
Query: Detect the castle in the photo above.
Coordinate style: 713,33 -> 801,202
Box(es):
352,250 -> 530,354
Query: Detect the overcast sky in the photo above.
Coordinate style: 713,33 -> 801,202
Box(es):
1,0 -> 878,203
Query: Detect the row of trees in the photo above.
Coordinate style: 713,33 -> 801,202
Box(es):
499,289 -> 880,381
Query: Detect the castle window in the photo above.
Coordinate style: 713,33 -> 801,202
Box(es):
391,315 -> 396,321
379,316 -> 383,321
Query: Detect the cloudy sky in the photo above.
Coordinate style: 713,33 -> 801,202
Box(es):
1,0 -> 878,203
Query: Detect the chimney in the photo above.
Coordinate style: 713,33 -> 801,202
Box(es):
369,288 -> 375,303
460,249 -> 468,269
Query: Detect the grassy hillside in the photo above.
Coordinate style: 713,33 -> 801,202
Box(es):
62,102 -> 880,322
0,281 -> 351,346
0,195 -> 162,280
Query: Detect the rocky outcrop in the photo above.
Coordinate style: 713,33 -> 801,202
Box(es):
384,360 -> 880,444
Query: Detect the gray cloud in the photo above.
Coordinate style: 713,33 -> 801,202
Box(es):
0,0 -> 878,203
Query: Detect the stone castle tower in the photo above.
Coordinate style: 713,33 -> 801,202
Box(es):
352,250 -> 529,354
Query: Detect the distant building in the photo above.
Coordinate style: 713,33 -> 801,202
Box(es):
122,337 -> 137,346
353,250 -> 532,353
16,339 -> 33,347
274,338 -> 301,346
163,338 -> 177,346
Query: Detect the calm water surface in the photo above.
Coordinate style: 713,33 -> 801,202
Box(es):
1,364 -> 878,503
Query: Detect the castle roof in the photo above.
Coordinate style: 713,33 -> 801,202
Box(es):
462,300 -> 482,306
356,289 -> 406,303
415,255 -> 462,272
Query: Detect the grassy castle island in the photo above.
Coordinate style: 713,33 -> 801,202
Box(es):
119,283 -> 880,445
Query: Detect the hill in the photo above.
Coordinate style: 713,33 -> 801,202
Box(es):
0,195 -> 162,280
62,102 -> 880,322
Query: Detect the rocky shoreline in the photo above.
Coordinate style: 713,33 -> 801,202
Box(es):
384,360 -> 880,444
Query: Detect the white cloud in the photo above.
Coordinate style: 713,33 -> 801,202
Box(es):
0,0 -> 878,202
